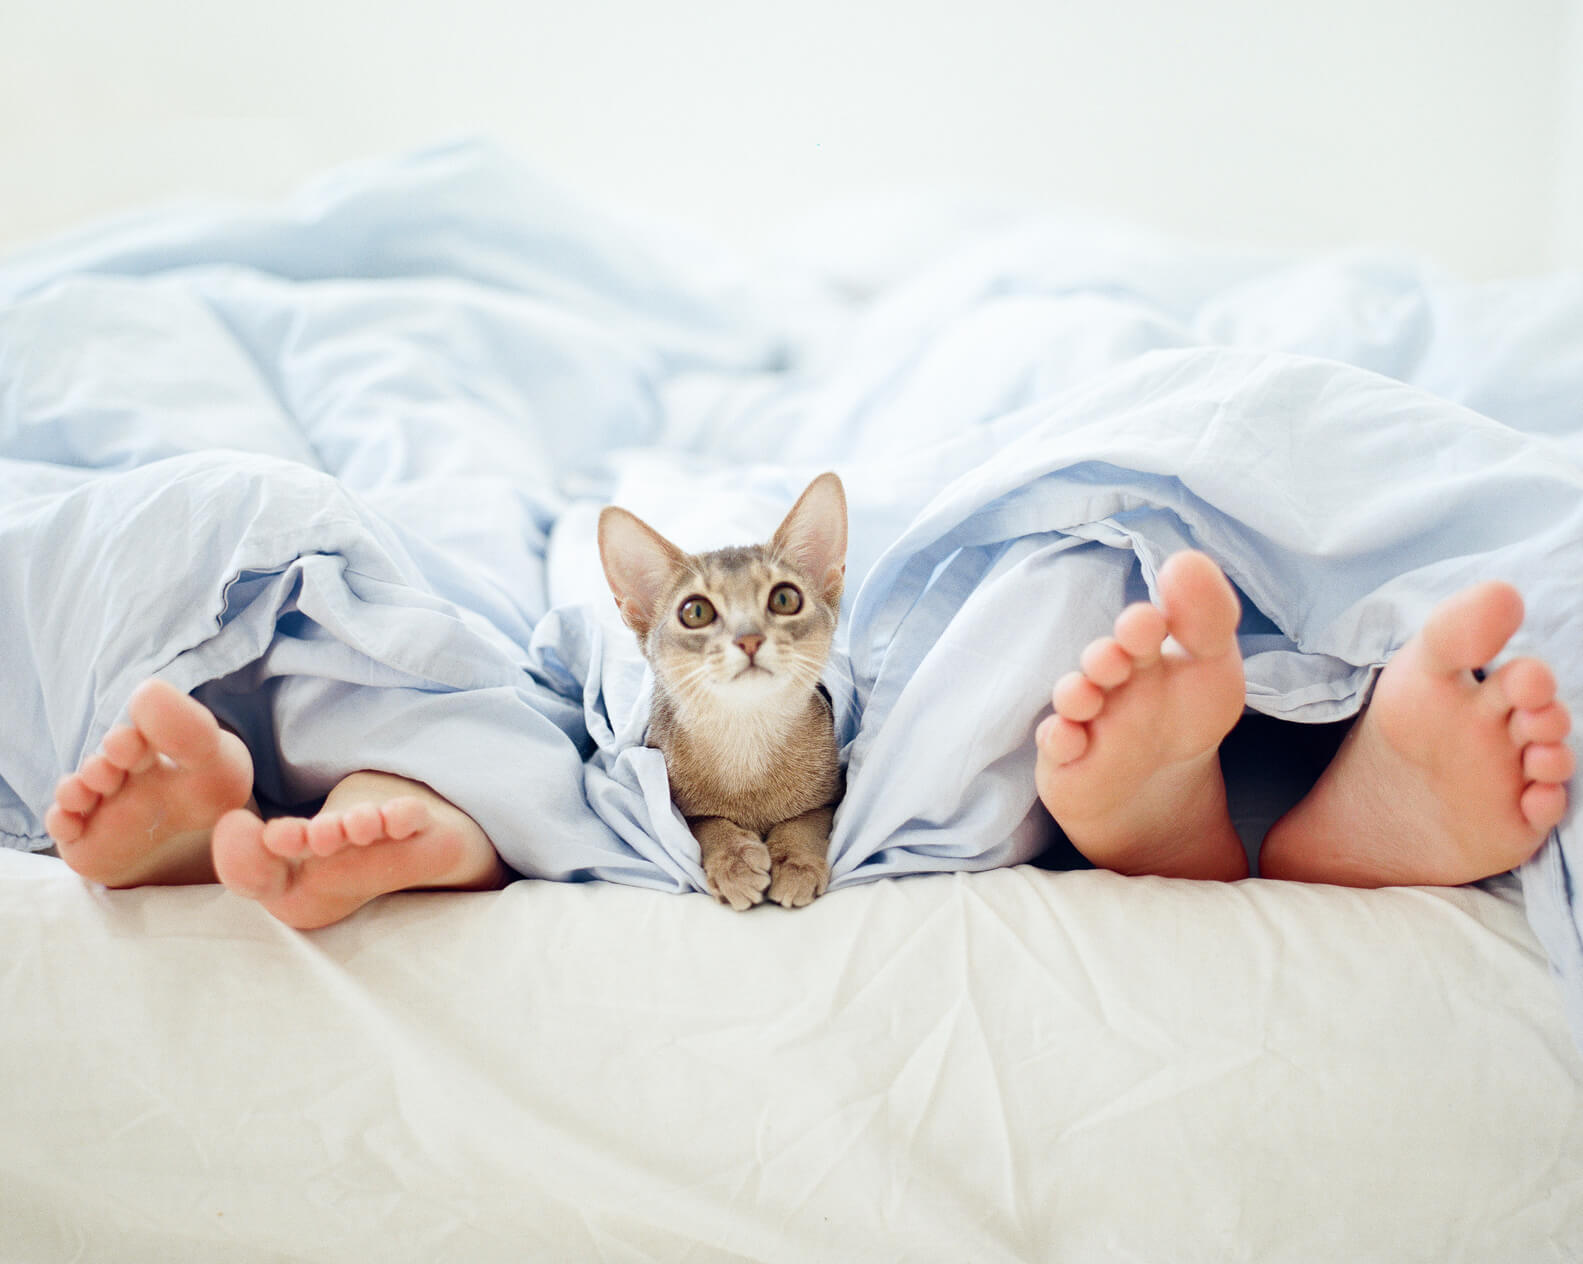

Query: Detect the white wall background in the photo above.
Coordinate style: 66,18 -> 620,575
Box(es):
1,0 -> 1578,279
1558,0 -> 1583,269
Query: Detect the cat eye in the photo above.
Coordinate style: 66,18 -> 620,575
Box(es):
677,596 -> 716,629
768,583 -> 803,615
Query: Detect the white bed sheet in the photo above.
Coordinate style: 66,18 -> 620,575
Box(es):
5,848 -> 1580,1262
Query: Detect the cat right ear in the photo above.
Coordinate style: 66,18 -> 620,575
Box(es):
772,471 -> 848,606
598,507 -> 685,638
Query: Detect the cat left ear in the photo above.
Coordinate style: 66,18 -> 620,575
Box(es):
771,472 -> 848,606
598,506 -> 686,638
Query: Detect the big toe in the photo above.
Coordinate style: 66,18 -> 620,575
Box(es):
213,809 -> 288,899
1157,551 -> 1241,659
1418,581 -> 1525,675
127,679 -> 222,766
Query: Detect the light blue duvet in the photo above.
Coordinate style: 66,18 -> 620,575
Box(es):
3,143 -> 1581,1036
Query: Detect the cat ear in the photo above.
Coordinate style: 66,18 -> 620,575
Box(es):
771,472 -> 848,605
598,507 -> 686,638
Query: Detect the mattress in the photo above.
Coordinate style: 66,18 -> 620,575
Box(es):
4,848 -> 1580,1261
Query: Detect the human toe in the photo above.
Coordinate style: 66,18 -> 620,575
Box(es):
54,773 -> 99,816
1419,582 -> 1524,676
214,809 -> 287,898
1037,714 -> 1089,765
45,804 -> 86,845
1112,602 -> 1167,662
127,679 -> 221,766
1520,782 -> 1567,833
1491,657 -> 1557,714
341,804 -> 387,847
1157,551 -> 1240,658
78,754 -> 127,798
306,814 -> 347,856
1053,671 -> 1104,722
101,725 -> 155,773
380,797 -> 430,840
1524,743 -> 1576,783
1079,637 -> 1134,689
1512,702 -> 1571,746
262,817 -> 311,859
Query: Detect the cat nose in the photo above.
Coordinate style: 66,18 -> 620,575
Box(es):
735,633 -> 765,660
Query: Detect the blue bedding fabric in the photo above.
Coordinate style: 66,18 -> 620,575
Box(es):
2,142 -> 1580,1031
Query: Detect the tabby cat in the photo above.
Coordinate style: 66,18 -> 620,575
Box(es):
597,473 -> 847,910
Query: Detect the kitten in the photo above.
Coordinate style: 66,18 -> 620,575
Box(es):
598,473 -> 847,910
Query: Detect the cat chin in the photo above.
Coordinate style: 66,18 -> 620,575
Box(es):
706,670 -> 795,704
716,669 -> 779,691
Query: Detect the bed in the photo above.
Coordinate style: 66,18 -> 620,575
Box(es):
3,142 -> 1582,1260
6,850 -> 1582,1260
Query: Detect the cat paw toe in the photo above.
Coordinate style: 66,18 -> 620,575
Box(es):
768,856 -> 829,908
705,838 -> 772,911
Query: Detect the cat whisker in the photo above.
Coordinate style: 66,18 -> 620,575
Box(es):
671,664 -> 716,699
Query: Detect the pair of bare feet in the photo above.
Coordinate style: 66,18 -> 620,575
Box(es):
45,683 -> 503,930
1036,552 -> 1574,885
44,553 -> 1575,928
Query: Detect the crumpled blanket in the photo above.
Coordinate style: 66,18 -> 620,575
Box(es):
2,141 -> 1580,1034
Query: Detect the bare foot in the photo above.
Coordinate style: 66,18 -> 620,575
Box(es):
1034,551 -> 1249,880
212,771 -> 505,930
1261,582 -> 1573,886
45,679 -> 254,887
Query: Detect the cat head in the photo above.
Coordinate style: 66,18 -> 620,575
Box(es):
598,473 -> 847,712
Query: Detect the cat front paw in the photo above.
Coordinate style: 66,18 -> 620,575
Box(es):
767,853 -> 829,908
703,834 -> 773,911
